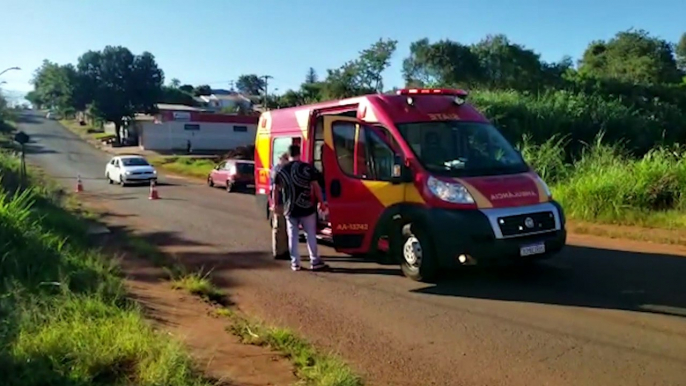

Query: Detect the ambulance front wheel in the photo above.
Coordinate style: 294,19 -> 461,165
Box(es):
399,225 -> 439,282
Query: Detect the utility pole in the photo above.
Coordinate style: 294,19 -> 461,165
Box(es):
228,80 -> 235,92
261,75 -> 272,109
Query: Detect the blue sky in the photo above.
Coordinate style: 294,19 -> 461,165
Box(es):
0,0 -> 684,101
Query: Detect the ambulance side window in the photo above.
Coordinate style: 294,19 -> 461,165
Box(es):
331,122 -> 396,181
365,129 -> 395,181
272,137 -> 298,167
332,123 -> 356,175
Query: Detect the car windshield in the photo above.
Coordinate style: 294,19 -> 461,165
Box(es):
236,162 -> 254,174
396,120 -> 528,177
121,157 -> 150,166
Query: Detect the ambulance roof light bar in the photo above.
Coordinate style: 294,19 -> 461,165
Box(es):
396,88 -> 468,106
396,88 -> 468,97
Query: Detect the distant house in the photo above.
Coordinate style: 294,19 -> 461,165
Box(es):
197,89 -> 255,112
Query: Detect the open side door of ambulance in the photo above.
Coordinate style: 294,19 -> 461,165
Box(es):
321,115 -> 403,254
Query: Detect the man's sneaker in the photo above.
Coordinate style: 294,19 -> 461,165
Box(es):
291,265 -> 301,271
310,263 -> 331,271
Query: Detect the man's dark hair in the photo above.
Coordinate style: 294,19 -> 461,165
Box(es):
288,144 -> 301,157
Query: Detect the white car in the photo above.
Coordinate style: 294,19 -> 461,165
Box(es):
105,155 -> 158,186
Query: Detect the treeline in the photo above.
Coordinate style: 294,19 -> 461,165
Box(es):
28,29 -> 686,156
269,30 -> 686,157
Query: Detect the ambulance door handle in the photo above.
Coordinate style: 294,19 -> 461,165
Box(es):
330,179 -> 342,198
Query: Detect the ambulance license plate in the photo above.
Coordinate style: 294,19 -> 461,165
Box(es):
520,242 -> 545,257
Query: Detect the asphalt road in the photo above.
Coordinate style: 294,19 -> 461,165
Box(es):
15,111 -> 686,386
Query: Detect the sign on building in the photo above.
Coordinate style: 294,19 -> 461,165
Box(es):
172,111 -> 191,121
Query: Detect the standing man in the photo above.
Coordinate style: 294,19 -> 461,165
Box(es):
270,153 -> 289,260
273,144 -> 329,271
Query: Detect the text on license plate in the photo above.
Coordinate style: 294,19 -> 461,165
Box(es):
520,242 -> 545,257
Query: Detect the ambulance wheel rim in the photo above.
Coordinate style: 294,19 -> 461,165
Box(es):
403,236 -> 422,267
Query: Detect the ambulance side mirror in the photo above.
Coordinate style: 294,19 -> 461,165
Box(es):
391,154 -> 413,185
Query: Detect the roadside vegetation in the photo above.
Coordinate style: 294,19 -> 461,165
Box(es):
223,310 -> 363,386
521,133 -> 686,229
0,147 -> 214,385
58,118 -> 104,139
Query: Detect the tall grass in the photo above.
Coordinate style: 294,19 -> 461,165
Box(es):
472,88 -> 686,157
0,153 -> 212,386
519,132 -> 686,228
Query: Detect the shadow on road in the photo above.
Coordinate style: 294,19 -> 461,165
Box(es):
15,114 -> 43,124
23,143 -> 58,154
409,245 -> 686,318
96,222 -> 280,306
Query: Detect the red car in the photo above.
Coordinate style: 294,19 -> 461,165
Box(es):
208,159 -> 255,192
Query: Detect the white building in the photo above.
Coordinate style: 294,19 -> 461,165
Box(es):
136,104 -> 257,152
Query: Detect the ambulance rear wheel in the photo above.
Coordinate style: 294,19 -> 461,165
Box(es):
400,225 -> 438,282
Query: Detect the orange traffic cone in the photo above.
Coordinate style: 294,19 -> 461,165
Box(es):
75,175 -> 83,193
149,180 -> 160,200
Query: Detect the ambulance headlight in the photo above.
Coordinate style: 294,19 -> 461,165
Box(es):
535,174 -> 552,199
427,176 -> 475,204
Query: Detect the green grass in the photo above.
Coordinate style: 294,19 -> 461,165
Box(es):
0,152 -> 214,386
59,119 -> 105,139
94,133 -> 116,141
148,156 -> 217,179
216,309 -> 363,386
170,270 -> 226,305
520,132 -> 686,229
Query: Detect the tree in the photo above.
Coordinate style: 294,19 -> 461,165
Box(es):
77,46 -> 164,143
169,78 -> 181,88
321,61 -> 375,99
29,60 -> 82,112
160,86 -> 197,105
676,32 -> 686,73
305,67 -> 318,84
318,39 -> 398,99
469,34 -> 549,90
355,38 -> 397,92
578,29 -> 682,84
277,90 -> 306,108
275,70 -> 326,108
193,84 -> 212,96
402,38 -> 483,87
236,74 -> 266,95
179,84 -> 194,94
25,90 -> 44,109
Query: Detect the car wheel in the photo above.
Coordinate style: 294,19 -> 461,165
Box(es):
208,176 -> 214,187
399,224 -> 439,282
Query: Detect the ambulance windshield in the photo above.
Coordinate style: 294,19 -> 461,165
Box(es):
396,121 -> 529,177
